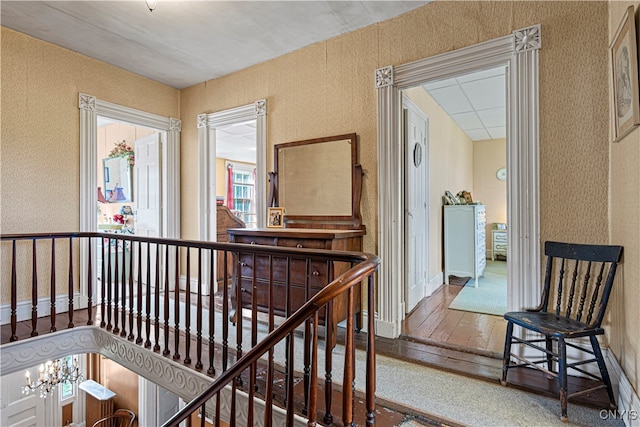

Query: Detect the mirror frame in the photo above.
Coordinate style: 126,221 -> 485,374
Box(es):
271,133 -> 363,230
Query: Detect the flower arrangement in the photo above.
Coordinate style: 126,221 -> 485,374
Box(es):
109,140 -> 135,166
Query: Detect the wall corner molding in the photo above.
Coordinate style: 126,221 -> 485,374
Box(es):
513,24 -> 541,53
79,93 -> 96,111
375,66 -> 394,88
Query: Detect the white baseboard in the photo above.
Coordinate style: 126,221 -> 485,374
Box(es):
606,350 -> 640,426
178,275 -> 211,296
375,318 -> 398,338
0,293 -> 83,325
426,272 -> 443,297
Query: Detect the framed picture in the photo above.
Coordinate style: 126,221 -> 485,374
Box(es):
267,207 -> 285,228
611,5 -> 640,142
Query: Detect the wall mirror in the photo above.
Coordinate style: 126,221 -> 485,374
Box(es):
271,133 -> 363,229
102,156 -> 132,203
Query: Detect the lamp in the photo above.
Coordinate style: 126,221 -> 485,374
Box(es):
145,0 -> 157,11
97,187 -> 108,204
23,357 -> 83,398
113,186 -> 128,202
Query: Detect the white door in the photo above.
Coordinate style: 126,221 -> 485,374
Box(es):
134,133 -> 162,289
157,385 -> 180,424
135,133 -> 162,237
404,104 -> 429,314
0,370 -> 46,427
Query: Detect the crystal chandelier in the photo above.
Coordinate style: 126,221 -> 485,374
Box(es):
23,357 -> 83,398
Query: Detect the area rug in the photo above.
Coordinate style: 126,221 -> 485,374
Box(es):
448,261 -> 507,316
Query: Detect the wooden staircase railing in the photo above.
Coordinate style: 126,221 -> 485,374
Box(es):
1,232 -> 379,426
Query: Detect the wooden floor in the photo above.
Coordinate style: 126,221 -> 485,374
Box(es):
400,283 -> 507,357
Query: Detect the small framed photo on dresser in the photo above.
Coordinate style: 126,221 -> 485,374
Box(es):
267,207 -> 284,228
610,5 -> 640,142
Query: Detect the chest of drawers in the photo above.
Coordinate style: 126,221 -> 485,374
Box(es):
444,205 -> 486,287
227,228 -> 365,346
492,229 -> 508,261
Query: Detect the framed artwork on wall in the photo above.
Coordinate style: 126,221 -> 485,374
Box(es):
267,207 -> 284,228
610,5 -> 640,142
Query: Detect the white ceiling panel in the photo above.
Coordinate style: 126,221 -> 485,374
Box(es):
476,108 -> 506,128
450,112 -> 483,130
487,126 -> 507,139
460,75 -> 505,111
463,129 -> 491,141
455,67 -> 505,83
427,86 -> 473,115
421,65 -> 506,141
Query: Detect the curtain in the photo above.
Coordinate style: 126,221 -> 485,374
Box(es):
226,164 -> 234,210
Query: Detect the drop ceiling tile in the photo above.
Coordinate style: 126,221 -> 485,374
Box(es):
460,75 -> 505,110
455,66 -> 505,84
477,107 -> 505,128
487,126 -> 506,139
465,128 -> 491,141
427,85 -> 473,115
450,112 -> 483,130
421,77 -> 459,91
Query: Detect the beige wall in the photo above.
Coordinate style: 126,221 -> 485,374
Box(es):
403,87 -> 474,277
0,27 -> 180,301
473,138 -> 507,252
608,0 -> 640,397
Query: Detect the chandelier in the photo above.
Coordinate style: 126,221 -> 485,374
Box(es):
23,357 -> 83,398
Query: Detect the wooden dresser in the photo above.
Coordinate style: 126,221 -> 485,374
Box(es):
227,227 -> 365,345
216,204 -> 245,289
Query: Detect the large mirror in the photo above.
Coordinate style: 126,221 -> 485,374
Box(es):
272,133 -> 363,229
102,156 -> 132,203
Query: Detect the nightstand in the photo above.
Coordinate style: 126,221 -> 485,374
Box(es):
492,229 -> 507,261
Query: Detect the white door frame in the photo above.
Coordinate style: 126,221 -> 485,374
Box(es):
79,93 -> 181,301
375,26 -> 542,338
197,100 -> 267,294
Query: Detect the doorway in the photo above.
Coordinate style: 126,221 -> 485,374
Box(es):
401,67 -> 509,354
374,26 -> 542,341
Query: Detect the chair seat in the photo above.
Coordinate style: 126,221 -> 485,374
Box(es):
504,311 -> 604,338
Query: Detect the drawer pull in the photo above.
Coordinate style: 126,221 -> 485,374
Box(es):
296,243 -> 303,248
241,262 -> 248,267
250,241 -> 257,245
312,270 -> 320,276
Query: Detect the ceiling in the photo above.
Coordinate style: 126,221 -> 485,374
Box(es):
1,0 -> 429,89
422,66 -> 506,141
216,120 -> 257,164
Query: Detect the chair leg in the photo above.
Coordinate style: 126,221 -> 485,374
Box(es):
590,335 -> 617,409
545,336 -> 554,374
558,337 -> 568,423
501,321 -> 514,386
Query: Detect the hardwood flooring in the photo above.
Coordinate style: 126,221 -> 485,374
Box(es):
400,283 -> 507,357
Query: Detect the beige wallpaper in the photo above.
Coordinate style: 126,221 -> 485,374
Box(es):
403,87 -> 473,278
473,138 -> 507,252
608,0 -> 640,397
1,27 -> 180,302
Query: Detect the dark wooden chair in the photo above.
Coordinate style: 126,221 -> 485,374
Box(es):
91,409 -> 136,427
501,241 -> 623,422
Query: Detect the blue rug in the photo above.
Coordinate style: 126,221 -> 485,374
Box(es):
448,261 -> 507,316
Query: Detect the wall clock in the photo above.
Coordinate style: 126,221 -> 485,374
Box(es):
496,167 -> 507,181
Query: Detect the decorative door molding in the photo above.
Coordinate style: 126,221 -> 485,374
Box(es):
375,25 -> 541,338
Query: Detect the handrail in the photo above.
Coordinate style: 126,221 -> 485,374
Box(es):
162,253 -> 379,426
1,232 -> 380,426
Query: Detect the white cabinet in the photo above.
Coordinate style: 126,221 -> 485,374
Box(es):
444,205 -> 486,287
492,229 -> 508,261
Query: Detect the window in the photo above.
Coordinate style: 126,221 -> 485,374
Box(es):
228,163 -> 257,228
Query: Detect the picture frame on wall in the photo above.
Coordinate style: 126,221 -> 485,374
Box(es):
610,5 -> 640,142
267,207 -> 285,228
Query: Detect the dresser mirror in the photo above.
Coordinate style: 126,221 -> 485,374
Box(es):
271,133 -> 363,229
102,156 -> 132,203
